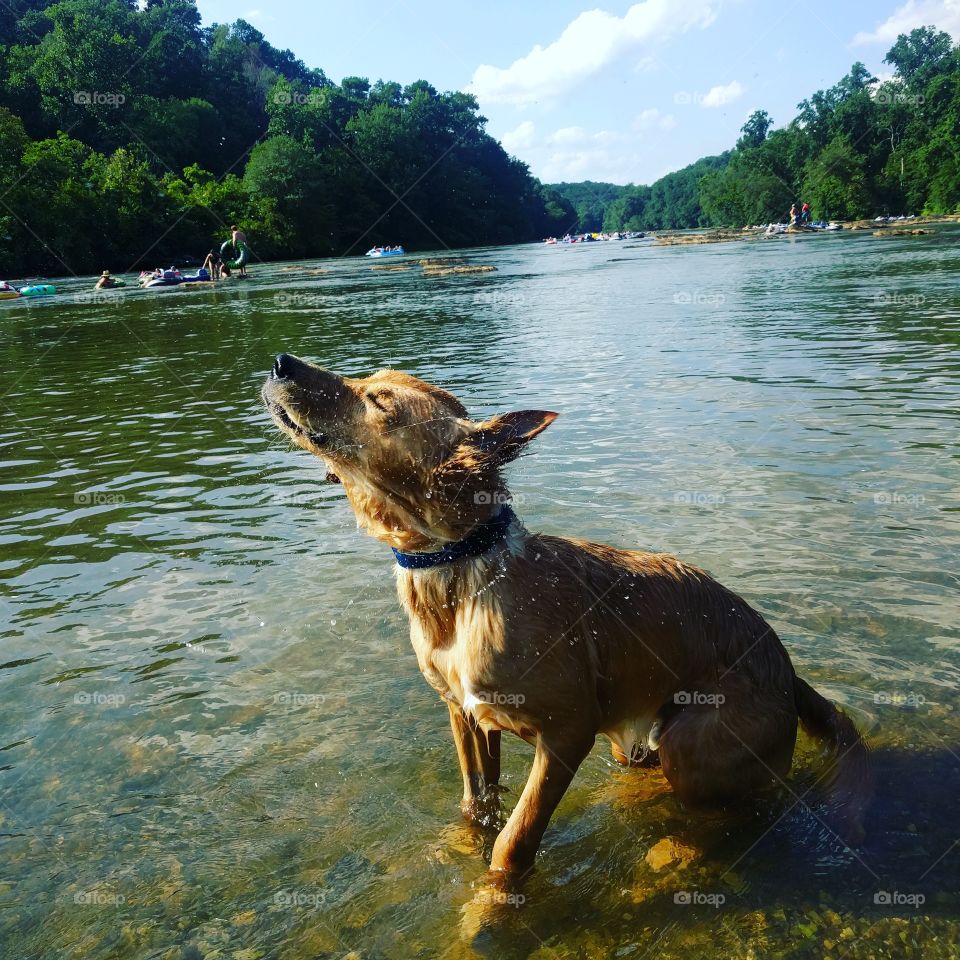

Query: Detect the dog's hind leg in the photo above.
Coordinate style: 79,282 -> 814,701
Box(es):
656,685 -> 798,811
448,702 -> 502,822
490,730 -> 595,875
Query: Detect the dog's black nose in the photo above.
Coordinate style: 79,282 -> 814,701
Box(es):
273,353 -> 293,380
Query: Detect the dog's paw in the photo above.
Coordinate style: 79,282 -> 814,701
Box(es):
459,871 -> 529,943
461,785 -> 506,828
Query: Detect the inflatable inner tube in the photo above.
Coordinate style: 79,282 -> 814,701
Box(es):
19,284 -> 56,297
181,268 -> 211,283
220,240 -> 249,269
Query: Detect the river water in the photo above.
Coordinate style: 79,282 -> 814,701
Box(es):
1,232 -> 958,958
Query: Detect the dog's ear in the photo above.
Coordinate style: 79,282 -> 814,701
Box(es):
441,410 -> 558,476
471,410 -> 557,462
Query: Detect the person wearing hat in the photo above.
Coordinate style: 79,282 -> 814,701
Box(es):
95,270 -> 120,290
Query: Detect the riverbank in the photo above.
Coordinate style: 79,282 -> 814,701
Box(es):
655,214 -> 960,246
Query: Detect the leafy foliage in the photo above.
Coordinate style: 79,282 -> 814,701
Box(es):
0,0 -> 570,274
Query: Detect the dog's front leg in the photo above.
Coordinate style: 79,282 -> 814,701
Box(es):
489,731 -> 594,875
448,702 -> 501,821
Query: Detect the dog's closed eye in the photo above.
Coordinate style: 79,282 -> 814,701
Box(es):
365,390 -> 394,412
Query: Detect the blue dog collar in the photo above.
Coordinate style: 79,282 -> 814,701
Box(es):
393,506 -> 515,569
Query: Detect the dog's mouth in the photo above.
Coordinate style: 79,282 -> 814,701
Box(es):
267,399 -> 328,447
265,395 -> 341,483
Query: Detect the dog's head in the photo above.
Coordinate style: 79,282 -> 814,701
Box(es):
262,353 -> 556,551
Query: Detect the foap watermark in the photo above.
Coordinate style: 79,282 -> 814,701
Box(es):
74,491 -> 125,506
673,91 -> 711,107
674,691 -> 725,707
673,291 -> 726,307
876,89 -> 925,107
874,890 -> 925,908
74,91 -> 125,107
273,692 -> 326,708
272,89 -> 324,106
274,292 -> 323,308
872,292 -> 926,308
467,690 -> 526,708
72,292 -> 124,307
674,890 -> 725,908
271,491 -> 323,508
73,890 -> 126,906
474,491 -> 523,506
274,889 -> 326,909
873,491 -> 925,507
674,491 -> 726,507
74,692 -> 126,707
476,889 -> 526,908
874,691 -> 926,708
473,290 -> 526,308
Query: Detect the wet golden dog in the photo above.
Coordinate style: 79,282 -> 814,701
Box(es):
263,353 -> 870,876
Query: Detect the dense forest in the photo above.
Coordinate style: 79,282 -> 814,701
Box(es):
552,26 -> 960,232
0,0 -> 574,275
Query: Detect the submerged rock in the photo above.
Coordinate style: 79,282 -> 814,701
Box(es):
422,264 -> 497,276
655,231 -> 743,246
644,836 -> 699,872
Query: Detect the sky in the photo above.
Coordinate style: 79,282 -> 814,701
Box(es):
195,0 -> 960,185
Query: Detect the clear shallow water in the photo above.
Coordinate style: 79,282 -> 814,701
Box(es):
1,234 -> 958,958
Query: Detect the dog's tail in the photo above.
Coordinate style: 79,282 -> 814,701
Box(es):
794,675 -> 872,843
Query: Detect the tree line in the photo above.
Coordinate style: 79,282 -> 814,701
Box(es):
552,27 -> 960,231
0,0 -> 574,276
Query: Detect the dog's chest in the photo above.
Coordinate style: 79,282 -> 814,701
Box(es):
407,607 -> 489,704
399,573 -> 528,736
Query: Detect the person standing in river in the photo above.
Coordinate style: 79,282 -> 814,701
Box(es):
202,248 -> 222,280
230,225 -> 248,278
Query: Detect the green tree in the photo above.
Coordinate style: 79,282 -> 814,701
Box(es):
737,110 -> 772,150
801,136 -> 870,220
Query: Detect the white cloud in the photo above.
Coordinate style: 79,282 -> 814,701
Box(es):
548,126 -> 587,145
539,145 -> 685,184
701,80 -> 745,108
541,148 -> 640,183
593,129 -> 624,144
853,0 -> 960,45
468,0 -> 722,106
632,55 -> 659,73
500,120 -> 536,153
634,108 -> 677,129
533,119 -> 678,183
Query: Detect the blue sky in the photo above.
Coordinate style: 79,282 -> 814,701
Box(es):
196,0 -> 960,185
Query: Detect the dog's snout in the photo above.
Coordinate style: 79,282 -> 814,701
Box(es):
273,353 -> 294,380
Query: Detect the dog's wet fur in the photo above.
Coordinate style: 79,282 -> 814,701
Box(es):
263,353 -> 871,875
